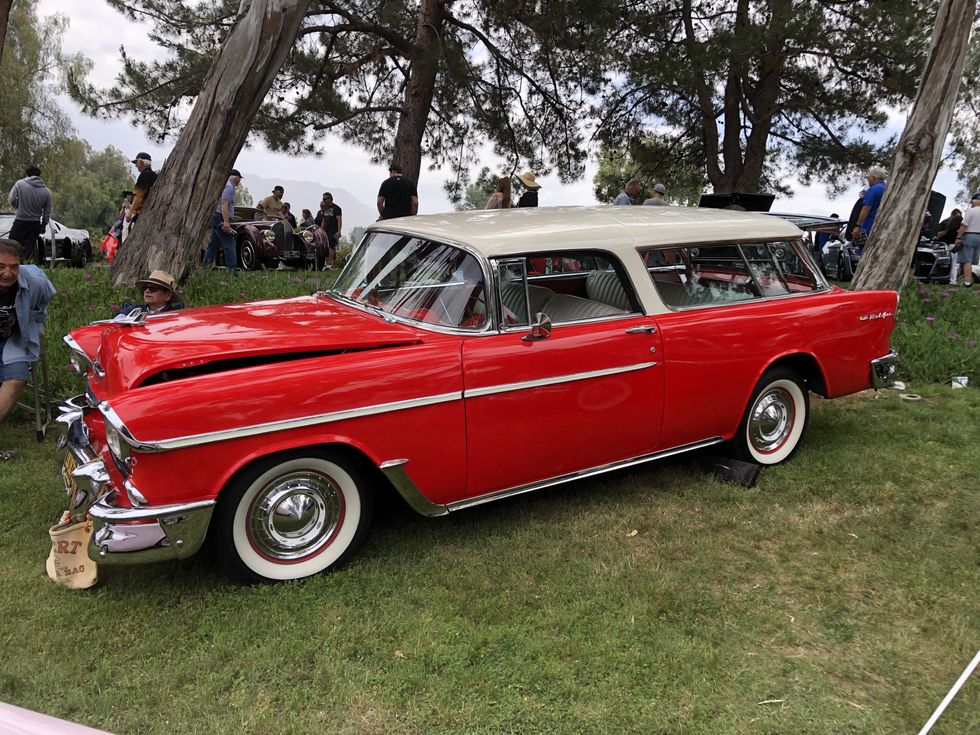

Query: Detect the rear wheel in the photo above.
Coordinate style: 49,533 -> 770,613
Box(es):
733,368 -> 809,465
213,449 -> 373,583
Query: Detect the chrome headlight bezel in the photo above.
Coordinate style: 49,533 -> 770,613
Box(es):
262,229 -> 276,243
301,229 -> 315,244
104,421 -> 131,468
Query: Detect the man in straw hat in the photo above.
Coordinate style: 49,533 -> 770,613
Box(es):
515,171 -> 541,208
115,270 -> 183,320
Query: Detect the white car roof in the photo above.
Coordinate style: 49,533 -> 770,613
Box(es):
366,205 -> 803,258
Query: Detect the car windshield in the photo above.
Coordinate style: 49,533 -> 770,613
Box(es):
331,231 -> 488,330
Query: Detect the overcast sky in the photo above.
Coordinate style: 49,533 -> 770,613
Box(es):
37,0 -> 966,229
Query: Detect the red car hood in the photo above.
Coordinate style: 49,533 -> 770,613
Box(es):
70,295 -> 426,395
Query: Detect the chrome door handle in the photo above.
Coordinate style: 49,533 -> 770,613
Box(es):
625,325 -> 657,334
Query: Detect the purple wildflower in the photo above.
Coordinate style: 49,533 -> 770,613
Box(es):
84,274 -> 93,281
922,298 -> 929,303
969,339 -> 977,348
918,288 -> 927,295
949,332 -> 959,339
66,364 -> 76,373
924,316 -> 935,321
109,304 -> 121,312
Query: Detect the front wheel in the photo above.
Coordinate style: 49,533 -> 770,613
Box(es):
213,449 -> 373,583
240,239 -> 260,271
733,369 -> 809,465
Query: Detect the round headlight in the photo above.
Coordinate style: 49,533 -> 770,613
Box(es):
262,229 -> 276,242
301,230 -> 315,244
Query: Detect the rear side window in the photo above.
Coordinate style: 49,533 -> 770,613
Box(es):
645,239 -> 822,308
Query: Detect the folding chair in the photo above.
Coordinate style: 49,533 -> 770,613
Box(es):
14,333 -> 52,442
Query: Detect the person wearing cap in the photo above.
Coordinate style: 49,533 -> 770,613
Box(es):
257,186 -> 286,221
6,164 -> 52,264
115,270 -> 183,320
377,164 -> 419,220
953,192 -> 980,288
515,171 -> 540,208
0,239 -> 56,460
614,179 -> 641,205
125,153 -> 158,235
202,170 -> 242,275
643,183 -> 668,206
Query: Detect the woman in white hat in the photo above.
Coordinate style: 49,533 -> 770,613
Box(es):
115,270 -> 184,320
515,171 -> 541,208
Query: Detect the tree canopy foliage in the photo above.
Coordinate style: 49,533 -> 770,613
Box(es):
68,0 -> 601,188
44,142 -> 134,236
0,0 -> 82,192
599,0 -> 937,195
592,136 -> 708,205
949,29 -> 980,196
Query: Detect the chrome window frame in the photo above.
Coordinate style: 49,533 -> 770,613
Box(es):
326,229 -> 495,336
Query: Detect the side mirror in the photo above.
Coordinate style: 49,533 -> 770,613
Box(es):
522,312 -> 552,342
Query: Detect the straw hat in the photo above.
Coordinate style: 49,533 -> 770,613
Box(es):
516,171 -> 540,190
135,270 -> 178,294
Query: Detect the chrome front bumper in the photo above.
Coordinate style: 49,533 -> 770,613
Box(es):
56,398 -> 215,566
88,492 -> 215,565
871,350 -> 899,389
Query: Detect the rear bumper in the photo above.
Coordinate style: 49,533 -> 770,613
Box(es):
871,350 -> 899,389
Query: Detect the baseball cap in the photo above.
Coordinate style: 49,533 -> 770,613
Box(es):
131,152 -> 151,163
653,183 -> 666,194
228,169 -> 243,178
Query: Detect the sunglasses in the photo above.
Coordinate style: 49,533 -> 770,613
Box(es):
143,285 -> 166,293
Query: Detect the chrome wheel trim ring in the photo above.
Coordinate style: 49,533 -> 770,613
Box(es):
749,387 -> 794,455
247,471 -> 344,562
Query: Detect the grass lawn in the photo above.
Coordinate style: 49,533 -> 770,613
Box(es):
0,269 -> 977,733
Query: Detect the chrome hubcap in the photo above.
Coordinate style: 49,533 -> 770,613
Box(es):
749,388 -> 793,453
249,472 -> 342,560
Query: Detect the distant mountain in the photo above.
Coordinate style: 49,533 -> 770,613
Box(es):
242,173 -> 377,236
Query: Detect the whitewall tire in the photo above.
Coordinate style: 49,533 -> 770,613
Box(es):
214,450 -> 373,583
734,369 -> 809,465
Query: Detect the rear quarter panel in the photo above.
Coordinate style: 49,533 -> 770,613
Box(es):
654,287 -> 896,449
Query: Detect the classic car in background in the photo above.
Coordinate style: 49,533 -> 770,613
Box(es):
59,206 -> 898,583
0,213 -> 92,266
225,206 -> 331,270
817,234 -> 954,283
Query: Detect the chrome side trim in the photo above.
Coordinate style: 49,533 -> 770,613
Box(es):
381,438 -> 723,517
464,362 -> 657,399
379,459 -> 449,517
100,391 -> 463,452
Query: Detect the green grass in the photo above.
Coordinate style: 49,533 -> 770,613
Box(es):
0,269 -> 977,733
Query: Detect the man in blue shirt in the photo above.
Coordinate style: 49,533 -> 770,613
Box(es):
851,166 -> 887,249
202,169 -> 242,275
0,239 -> 56,460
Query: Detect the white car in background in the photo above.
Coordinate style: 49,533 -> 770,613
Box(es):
0,212 -> 92,266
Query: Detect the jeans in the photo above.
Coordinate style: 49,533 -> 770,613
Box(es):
202,212 -> 237,273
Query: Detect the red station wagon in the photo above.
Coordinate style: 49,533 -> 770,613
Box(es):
58,206 -> 899,583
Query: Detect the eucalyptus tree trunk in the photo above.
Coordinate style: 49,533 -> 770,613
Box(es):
852,0 -> 976,292
390,0 -> 444,186
0,0 -> 12,62
110,0 -> 312,285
